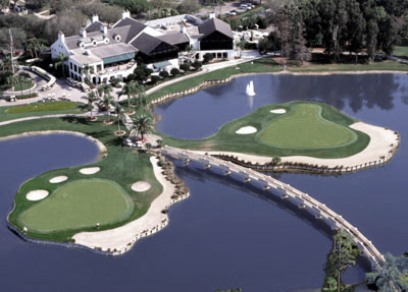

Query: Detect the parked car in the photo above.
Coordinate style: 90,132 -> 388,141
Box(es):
226,10 -> 238,16
240,4 -> 251,10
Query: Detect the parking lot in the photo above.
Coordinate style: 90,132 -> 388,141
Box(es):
199,1 -> 258,17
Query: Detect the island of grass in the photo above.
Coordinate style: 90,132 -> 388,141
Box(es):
162,101 -> 399,171
4,116 -> 183,253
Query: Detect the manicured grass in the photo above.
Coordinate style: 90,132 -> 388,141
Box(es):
19,179 -> 134,233
148,57 -> 282,101
162,101 -> 370,159
0,101 -> 85,122
5,116 -> 162,242
289,60 -> 408,72
12,79 -> 34,91
257,104 -> 357,149
6,101 -> 80,114
393,46 -> 408,57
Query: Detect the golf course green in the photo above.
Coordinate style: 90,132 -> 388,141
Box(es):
163,101 -> 370,158
257,103 -> 357,149
18,179 -> 134,233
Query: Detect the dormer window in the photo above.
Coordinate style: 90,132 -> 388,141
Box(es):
114,34 -> 121,42
78,41 -> 85,48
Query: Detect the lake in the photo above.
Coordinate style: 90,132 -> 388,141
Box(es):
1,73 -> 407,291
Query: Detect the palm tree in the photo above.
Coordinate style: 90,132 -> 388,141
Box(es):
54,53 -> 68,78
82,64 -> 94,84
121,81 -> 137,110
1,55 -> 13,72
97,83 -> 114,121
26,38 -> 44,59
98,83 -> 113,100
114,101 -> 124,133
87,91 -> 98,115
131,114 -> 154,141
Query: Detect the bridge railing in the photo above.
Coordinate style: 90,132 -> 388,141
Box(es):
162,146 -> 385,270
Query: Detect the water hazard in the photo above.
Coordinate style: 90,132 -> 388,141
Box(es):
1,73 -> 408,291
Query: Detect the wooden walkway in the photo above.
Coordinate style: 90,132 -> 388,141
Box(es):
162,146 -> 385,271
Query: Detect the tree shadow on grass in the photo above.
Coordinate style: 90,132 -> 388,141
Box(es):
60,116 -> 90,125
86,130 -> 112,140
105,136 -> 125,147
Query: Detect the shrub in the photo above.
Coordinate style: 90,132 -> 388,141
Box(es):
192,60 -> 202,69
170,68 -> 180,76
180,63 -> 190,71
149,75 -> 161,85
15,93 -> 38,99
203,53 -> 214,64
159,71 -> 169,79
125,73 -> 137,82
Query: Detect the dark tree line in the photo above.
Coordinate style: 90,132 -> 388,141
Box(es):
271,0 -> 408,62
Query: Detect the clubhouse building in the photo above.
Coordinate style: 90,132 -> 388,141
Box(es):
51,12 -> 235,84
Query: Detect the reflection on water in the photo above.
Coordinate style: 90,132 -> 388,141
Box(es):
156,74 -> 406,139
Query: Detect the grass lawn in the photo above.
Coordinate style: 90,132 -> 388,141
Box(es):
161,101 -> 370,159
393,46 -> 408,57
5,116 -> 162,242
19,179 -> 134,233
148,57 -> 282,101
0,101 -> 85,122
12,79 -> 34,91
289,60 -> 408,72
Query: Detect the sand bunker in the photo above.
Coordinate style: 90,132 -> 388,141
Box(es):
26,190 -> 49,201
236,126 -> 257,134
131,181 -> 151,192
49,176 -> 68,183
270,109 -> 286,114
79,167 -> 100,175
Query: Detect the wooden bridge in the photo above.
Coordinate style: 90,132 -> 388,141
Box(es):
161,146 -> 385,272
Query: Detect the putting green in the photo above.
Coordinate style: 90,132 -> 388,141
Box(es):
18,179 -> 134,233
256,104 -> 357,149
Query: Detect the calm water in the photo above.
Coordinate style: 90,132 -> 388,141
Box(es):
1,73 -> 407,291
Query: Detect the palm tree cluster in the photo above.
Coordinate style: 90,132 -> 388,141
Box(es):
130,114 -> 154,142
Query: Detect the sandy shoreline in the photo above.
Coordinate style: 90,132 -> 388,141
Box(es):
72,156 -> 187,255
198,122 -> 399,170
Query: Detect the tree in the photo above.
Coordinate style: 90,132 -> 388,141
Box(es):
81,64 -> 94,84
25,38 -> 45,59
366,253 -> 408,291
98,83 -> 114,120
54,53 -> 68,78
114,101 -> 123,132
0,0 -> 10,10
104,0 -> 150,16
131,113 -> 154,141
177,0 -> 201,14
87,90 -> 98,113
346,0 -> 366,62
322,230 -> 360,291
121,81 -> 145,110
0,27 -> 27,50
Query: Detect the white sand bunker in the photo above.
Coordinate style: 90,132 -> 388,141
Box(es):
270,108 -> 286,114
79,167 -> 100,175
131,181 -> 151,192
236,126 -> 257,135
26,190 -> 49,201
49,176 -> 68,184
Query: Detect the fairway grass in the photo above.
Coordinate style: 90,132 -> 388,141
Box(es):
19,179 -> 134,233
163,101 -> 369,159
